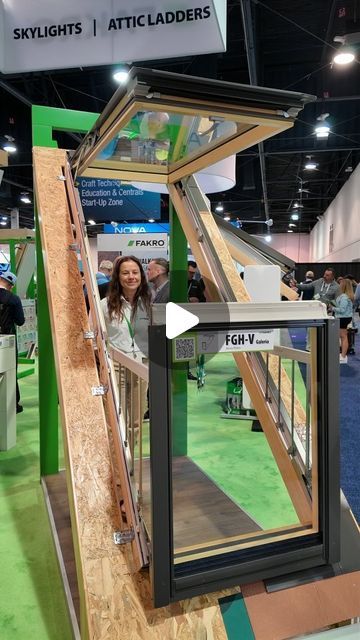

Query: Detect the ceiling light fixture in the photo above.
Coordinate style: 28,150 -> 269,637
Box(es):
291,213 -> 299,221
88,219 -> 96,225
333,33 -> 359,65
113,65 -> 130,84
315,113 -> 331,139
0,221 -> 7,226
20,193 -> 31,204
333,46 -> 355,65
148,218 -> 155,223
289,223 -> 296,227
224,215 -> 231,221
3,135 -> 16,153
304,155 -> 317,170
287,229 -> 294,233
315,124 -> 331,138
265,235 -> 272,242
215,203 -> 224,212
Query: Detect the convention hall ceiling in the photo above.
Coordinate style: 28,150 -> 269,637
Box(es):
1,0 -> 359,235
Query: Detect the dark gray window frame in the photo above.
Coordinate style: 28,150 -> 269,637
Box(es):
148,318 -> 340,607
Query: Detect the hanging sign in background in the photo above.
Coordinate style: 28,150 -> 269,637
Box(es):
97,233 -> 168,267
77,178 -> 161,221
103,223 -> 169,234
0,1 -> 226,74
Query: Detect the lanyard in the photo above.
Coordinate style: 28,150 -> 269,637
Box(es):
123,310 -> 137,357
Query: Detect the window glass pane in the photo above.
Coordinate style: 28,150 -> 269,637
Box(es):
171,325 -> 317,564
95,110 -> 251,171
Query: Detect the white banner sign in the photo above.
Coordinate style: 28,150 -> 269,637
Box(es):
0,0 -> 226,74
197,330 -> 275,354
97,232 -> 168,253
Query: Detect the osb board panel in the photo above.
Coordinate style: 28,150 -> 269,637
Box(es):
266,356 -> 307,428
33,146 -> 235,640
242,573 -> 360,640
200,210 -> 250,303
0,149 -> 9,167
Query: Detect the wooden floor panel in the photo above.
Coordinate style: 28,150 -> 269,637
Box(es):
138,456 -> 261,553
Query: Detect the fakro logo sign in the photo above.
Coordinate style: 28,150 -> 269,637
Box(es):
128,239 -> 165,247
98,232 -> 168,255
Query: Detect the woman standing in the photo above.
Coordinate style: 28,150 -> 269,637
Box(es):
332,278 -> 354,364
101,255 -> 151,359
101,256 -> 151,432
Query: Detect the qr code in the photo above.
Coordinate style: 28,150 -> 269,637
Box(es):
174,337 -> 196,361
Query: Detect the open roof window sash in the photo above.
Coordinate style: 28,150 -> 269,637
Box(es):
79,121 -> 292,185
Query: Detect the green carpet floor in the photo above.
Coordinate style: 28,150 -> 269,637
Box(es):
0,370 -> 72,640
187,353 -> 300,529
0,354 -> 307,639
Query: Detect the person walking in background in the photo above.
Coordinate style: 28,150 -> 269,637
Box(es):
187,261 -> 206,380
84,259 -> 113,312
299,271 -> 314,301
354,281 -> 360,311
295,267 -> 340,306
96,259 -> 113,285
188,261 -> 206,302
0,271 -> 25,413
147,258 -> 169,303
331,278 -> 354,364
344,274 -> 358,294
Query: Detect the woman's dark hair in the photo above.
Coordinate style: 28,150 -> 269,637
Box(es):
107,255 -> 151,321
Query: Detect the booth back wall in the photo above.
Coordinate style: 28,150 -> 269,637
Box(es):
310,163 -> 360,263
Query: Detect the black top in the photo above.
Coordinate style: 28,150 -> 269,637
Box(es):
85,280 -> 109,312
300,279 -> 314,301
188,278 -> 206,302
0,288 -> 25,334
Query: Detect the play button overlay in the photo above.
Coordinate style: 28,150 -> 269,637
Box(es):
166,302 -> 199,339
